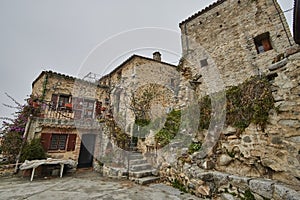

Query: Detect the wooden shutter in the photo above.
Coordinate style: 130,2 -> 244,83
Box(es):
96,101 -> 102,115
67,134 -> 77,151
40,133 -> 52,151
262,39 -> 271,51
51,94 -> 58,109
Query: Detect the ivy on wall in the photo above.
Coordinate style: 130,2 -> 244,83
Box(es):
106,120 -> 131,151
154,110 -> 181,148
198,76 -> 274,132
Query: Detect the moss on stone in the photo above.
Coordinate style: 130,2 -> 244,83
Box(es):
242,189 -> 255,200
172,179 -> 188,193
135,118 -> 151,127
188,142 -> 202,154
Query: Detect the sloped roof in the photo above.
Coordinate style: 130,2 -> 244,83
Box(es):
32,71 -> 75,88
32,70 -> 98,88
179,0 -> 226,27
99,54 -> 177,81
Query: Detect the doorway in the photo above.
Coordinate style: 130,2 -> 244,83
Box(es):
78,134 -> 96,168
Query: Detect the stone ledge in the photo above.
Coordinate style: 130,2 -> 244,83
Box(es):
268,58 -> 288,71
249,178 -> 274,199
274,184 -> 300,200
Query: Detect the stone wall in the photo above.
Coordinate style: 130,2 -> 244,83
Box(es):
157,50 -> 300,199
179,0 -> 294,96
101,55 -> 180,146
32,71 -> 108,104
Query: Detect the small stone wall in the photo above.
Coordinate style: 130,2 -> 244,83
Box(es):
0,164 -> 15,177
160,166 -> 300,199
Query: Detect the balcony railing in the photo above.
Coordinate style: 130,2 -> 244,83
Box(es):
35,103 -> 105,129
42,107 -> 74,120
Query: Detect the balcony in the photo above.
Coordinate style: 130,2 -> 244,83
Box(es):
35,104 -> 102,129
42,107 -> 74,120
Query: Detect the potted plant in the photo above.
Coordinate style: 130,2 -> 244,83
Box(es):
65,103 -> 72,109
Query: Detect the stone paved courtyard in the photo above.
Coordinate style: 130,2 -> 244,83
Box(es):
0,172 -> 202,200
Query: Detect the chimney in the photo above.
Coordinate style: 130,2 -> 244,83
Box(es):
153,51 -> 161,61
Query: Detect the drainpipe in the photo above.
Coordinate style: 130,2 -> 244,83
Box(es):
14,115 -> 32,173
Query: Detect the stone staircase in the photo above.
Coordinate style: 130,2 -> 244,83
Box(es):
128,151 -> 159,185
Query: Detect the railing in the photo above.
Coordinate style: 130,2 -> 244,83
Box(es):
42,107 -> 74,120
37,103 -> 104,129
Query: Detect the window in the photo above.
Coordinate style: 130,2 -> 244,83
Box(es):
83,100 -> 94,118
49,134 -> 67,150
200,59 -> 208,67
117,71 -> 122,80
50,94 -> 72,110
254,32 -> 272,54
58,95 -> 70,108
72,97 -> 96,119
41,133 -> 77,151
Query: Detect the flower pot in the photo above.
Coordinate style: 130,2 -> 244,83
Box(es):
32,102 -> 39,108
65,103 -> 72,109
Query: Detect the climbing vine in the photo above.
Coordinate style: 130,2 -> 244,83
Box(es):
154,110 -> 181,148
198,76 -> 274,132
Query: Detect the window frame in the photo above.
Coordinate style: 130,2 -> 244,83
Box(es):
50,94 -> 72,111
41,133 -> 77,152
49,134 -> 68,151
254,32 -> 273,54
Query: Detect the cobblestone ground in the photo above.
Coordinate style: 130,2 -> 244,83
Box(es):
0,172 -> 203,200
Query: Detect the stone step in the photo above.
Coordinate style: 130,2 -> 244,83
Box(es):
129,169 -> 156,178
129,159 -> 148,165
129,147 -> 139,152
130,163 -> 152,172
129,153 -> 143,160
134,176 -> 160,185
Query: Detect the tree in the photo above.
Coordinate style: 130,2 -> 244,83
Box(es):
129,83 -> 163,126
0,93 -> 41,163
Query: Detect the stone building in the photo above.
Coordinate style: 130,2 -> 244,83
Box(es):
99,52 -> 179,138
27,70 -> 109,168
26,52 -> 179,169
179,0 -> 294,96
24,0 -> 300,198
154,1 -> 300,198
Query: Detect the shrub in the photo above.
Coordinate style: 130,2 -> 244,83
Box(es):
1,132 -> 23,163
21,138 -> 46,161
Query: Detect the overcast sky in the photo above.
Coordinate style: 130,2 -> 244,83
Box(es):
0,0 -> 294,122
